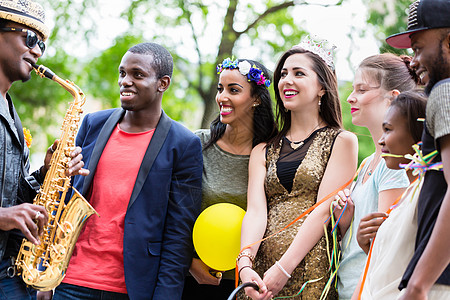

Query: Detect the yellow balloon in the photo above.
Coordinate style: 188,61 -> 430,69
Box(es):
193,203 -> 246,271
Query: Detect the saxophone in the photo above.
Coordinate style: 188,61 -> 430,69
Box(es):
15,64 -> 98,291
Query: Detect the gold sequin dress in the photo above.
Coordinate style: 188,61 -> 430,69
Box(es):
244,127 -> 340,299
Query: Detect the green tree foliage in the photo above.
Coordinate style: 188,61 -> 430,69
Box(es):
9,51 -> 81,152
117,0 -> 343,127
10,0 -> 348,154
364,0 -> 412,55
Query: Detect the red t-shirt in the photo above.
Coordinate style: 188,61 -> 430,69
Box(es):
63,124 -> 154,293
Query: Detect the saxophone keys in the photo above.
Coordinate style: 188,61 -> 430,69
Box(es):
50,244 -> 66,263
56,221 -> 73,239
23,268 -> 40,285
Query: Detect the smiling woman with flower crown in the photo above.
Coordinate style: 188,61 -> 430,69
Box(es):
182,58 -> 277,300
237,37 -> 358,300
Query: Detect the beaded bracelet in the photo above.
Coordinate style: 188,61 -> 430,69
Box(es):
238,265 -> 252,277
275,261 -> 291,279
236,251 -> 255,264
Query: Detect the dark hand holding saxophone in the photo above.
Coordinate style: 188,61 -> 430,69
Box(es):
15,64 -> 98,291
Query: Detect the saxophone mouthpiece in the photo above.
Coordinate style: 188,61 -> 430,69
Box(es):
31,63 -> 55,80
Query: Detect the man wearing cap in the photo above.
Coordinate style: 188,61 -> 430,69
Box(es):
0,0 -> 88,298
386,0 -> 450,298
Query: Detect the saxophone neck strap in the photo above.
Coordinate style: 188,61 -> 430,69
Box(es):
24,175 -> 40,193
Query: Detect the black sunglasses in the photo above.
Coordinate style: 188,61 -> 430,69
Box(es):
0,27 -> 46,54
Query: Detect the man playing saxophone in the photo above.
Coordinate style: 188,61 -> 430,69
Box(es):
0,1 -> 88,298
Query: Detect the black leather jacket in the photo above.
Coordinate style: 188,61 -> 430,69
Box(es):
0,94 -> 42,263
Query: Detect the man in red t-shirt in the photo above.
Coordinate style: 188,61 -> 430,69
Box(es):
41,43 -> 203,300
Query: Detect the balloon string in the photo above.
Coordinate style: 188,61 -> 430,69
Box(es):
235,159 -> 367,288
357,177 -> 419,299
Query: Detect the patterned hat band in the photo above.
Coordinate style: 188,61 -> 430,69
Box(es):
0,0 -> 49,41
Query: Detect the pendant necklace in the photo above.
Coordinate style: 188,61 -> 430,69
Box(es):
367,154 -> 381,176
287,123 -> 322,151
290,140 -> 305,151
289,140 -> 305,150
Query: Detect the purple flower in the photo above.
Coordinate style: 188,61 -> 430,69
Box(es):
247,67 -> 262,83
216,58 -> 270,89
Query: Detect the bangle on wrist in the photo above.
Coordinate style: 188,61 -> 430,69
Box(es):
236,250 -> 255,264
275,261 -> 291,279
238,265 -> 252,277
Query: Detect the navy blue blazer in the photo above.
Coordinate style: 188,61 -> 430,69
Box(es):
72,108 -> 202,299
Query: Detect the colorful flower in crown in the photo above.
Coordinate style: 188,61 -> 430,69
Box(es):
238,61 -> 251,75
247,67 -> 262,82
222,57 -> 238,69
23,128 -> 32,148
216,57 -> 271,88
216,57 -> 239,74
257,75 -> 267,86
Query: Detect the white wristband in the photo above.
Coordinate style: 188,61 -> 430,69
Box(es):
275,261 -> 291,279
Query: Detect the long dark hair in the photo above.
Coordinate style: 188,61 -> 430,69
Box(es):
204,59 -> 277,149
389,90 -> 427,143
268,47 -> 342,148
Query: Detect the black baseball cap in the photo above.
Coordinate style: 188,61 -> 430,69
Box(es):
386,0 -> 450,49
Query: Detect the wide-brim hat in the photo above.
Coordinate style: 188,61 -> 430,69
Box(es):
0,0 -> 49,41
386,0 -> 450,49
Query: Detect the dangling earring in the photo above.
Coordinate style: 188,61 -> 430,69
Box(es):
318,96 -> 322,113
284,107 -> 288,112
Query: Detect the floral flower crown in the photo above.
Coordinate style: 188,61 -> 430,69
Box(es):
216,57 -> 271,88
293,35 -> 336,71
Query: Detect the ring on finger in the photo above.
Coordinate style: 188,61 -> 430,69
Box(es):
34,211 -> 41,220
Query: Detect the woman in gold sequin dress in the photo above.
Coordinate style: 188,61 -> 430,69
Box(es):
237,38 -> 358,300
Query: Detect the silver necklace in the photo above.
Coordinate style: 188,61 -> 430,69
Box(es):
287,123 -> 322,151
